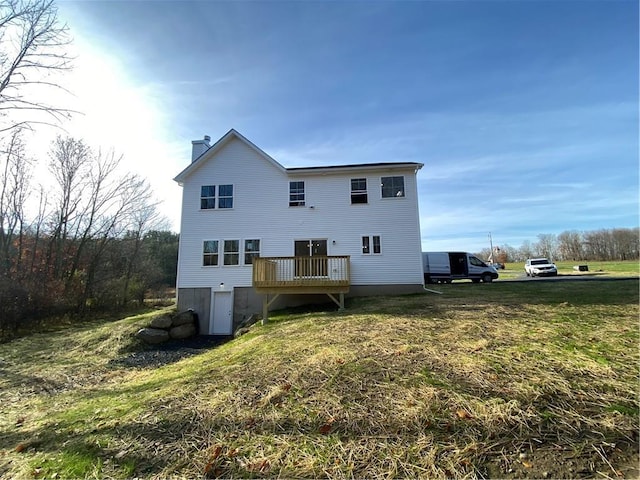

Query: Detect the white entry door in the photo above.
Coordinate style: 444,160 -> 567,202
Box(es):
210,290 -> 233,335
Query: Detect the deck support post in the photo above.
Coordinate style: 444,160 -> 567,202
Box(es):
326,293 -> 345,311
262,294 -> 280,324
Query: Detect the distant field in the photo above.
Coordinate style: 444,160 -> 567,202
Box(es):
0,280 -> 637,479
498,259 -> 639,280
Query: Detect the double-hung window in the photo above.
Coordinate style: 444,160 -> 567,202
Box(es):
200,184 -> 233,209
362,235 -> 381,254
289,181 -> 305,206
381,176 -> 405,198
223,240 -> 240,266
351,178 -> 368,204
201,186 -> 216,209
203,240 -> 219,266
218,184 -> 233,208
244,239 -> 260,265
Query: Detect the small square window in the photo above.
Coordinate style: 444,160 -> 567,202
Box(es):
381,176 -> 405,198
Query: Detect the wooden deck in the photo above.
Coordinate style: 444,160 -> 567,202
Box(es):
252,256 -> 350,321
252,256 -> 350,294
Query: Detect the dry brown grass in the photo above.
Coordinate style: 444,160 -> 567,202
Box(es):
0,280 -> 637,479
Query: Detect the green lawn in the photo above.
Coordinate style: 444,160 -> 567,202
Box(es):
0,280 -> 638,479
498,259 -> 639,280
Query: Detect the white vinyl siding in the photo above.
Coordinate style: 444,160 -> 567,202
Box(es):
177,136 -> 423,289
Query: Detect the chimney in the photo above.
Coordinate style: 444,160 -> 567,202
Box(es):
191,135 -> 211,162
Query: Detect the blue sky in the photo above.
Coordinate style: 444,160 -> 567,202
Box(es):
55,0 -> 638,252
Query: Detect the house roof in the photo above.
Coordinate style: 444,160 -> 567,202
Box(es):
287,162 -> 423,175
173,129 -> 424,184
173,129 -> 286,184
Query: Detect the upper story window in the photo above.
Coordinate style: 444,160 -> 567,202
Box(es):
244,239 -> 260,265
381,176 -> 405,198
289,181 -> 305,206
200,184 -> 233,209
203,240 -> 219,266
351,178 -> 368,204
201,185 -> 216,209
218,184 -> 233,209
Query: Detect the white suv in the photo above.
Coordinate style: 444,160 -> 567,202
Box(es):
525,258 -> 558,277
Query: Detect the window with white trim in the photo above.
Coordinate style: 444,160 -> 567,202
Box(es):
244,239 -> 260,265
201,185 -> 216,209
350,178 -> 368,204
203,240 -> 219,266
223,240 -> 240,265
362,235 -> 381,254
218,184 -> 233,208
381,176 -> 405,198
289,181 -> 305,206
200,184 -> 233,209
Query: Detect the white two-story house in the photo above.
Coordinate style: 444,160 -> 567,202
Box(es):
174,129 -> 424,335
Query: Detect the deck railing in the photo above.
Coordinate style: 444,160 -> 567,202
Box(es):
253,256 -> 350,292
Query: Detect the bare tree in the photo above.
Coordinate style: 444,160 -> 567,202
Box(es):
534,234 -> 558,260
518,240 -> 534,260
0,0 -> 73,132
46,135 -> 90,279
611,228 -> 639,261
0,128 -> 30,276
557,230 -> 583,261
583,230 -> 610,261
119,194 -> 166,305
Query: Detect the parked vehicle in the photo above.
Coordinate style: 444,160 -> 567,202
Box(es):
525,258 -> 558,277
422,252 -> 499,284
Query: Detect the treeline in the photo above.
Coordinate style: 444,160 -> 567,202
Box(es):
477,228 -> 639,263
0,133 -> 178,337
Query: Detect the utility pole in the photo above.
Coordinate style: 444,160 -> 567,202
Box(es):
488,232 -> 494,263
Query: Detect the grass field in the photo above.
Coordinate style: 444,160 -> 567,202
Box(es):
0,280 -> 638,479
497,259 -> 639,280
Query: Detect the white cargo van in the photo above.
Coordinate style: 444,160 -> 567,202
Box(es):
423,252 -> 499,284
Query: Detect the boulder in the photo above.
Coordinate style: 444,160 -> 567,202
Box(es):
234,327 -> 251,338
172,311 -> 196,327
149,314 -> 172,329
169,323 -> 197,339
136,328 -> 170,344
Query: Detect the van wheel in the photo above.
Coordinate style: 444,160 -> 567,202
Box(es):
482,273 -> 493,283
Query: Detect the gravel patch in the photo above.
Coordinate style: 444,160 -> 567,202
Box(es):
110,336 -> 228,369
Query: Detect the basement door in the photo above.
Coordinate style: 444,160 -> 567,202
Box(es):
294,239 -> 328,277
210,290 -> 233,335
